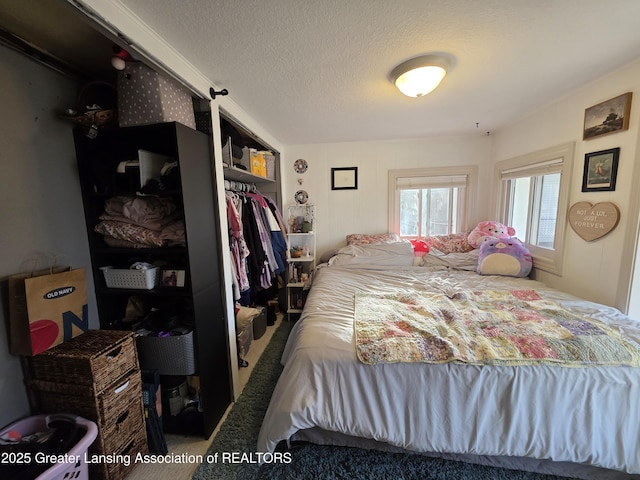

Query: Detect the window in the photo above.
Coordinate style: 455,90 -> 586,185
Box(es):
389,167 -> 477,239
507,173 -> 560,249
496,143 -> 574,275
399,187 -> 459,236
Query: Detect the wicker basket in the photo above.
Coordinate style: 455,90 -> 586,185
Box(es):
89,428 -> 147,480
101,266 -> 159,289
25,331 -> 147,480
93,396 -> 145,455
30,370 -> 143,427
27,330 -> 139,393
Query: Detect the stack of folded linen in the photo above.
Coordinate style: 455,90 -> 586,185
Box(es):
94,195 -> 185,248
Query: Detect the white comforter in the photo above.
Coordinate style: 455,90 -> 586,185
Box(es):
257,264 -> 640,477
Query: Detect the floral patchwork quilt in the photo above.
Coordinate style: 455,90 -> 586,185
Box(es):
355,289 -> 640,367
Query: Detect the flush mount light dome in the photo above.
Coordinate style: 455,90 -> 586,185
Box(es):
390,54 -> 452,97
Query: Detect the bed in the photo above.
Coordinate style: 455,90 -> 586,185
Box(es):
257,241 -> 640,479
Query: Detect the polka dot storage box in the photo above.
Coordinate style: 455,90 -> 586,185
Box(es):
117,62 -> 196,129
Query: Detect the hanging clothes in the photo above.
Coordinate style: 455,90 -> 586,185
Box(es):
241,195 -> 265,295
265,197 -> 287,275
247,193 -> 279,278
225,184 -> 287,305
226,192 -> 250,300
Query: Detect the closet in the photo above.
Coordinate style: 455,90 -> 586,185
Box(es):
218,112 -> 285,370
220,114 -> 284,291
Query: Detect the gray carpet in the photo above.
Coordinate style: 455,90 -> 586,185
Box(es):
192,319 -> 573,480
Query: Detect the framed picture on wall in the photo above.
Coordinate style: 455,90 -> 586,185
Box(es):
583,92 -> 632,140
581,147 -> 620,192
331,167 -> 358,190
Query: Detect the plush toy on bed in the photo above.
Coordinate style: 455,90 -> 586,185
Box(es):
477,236 -> 532,277
410,239 -> 430,266
467,221 -> 516,249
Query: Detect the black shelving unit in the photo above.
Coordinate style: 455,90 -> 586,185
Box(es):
73,121 -> 232,438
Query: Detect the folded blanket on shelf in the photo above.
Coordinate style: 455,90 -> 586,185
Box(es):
103,195 -> 180,229
103,235 -> 152,249
95,219 -> 185,247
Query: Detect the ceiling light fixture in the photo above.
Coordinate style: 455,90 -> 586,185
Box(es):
390,54 -> 453,97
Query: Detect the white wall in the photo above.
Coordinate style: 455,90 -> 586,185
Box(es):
626,113 -> 640,319
0,46 -> 98,428
490,59 -> 640,312
630,227 -> 640,317
282,135 -> 493,258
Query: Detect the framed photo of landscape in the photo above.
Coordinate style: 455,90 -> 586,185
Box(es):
583,92 -> 632,140
581,147 -> 620,192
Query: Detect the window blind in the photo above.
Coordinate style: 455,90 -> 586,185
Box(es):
396,174 -> 467,189
500,158 -> 563,180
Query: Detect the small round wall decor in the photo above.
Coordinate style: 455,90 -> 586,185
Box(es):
294,190 -> 309,204
568,201 -> 619,241
293,159 -> 308,174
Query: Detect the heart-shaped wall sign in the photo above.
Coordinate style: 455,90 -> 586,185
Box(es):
568,201 -> 620,241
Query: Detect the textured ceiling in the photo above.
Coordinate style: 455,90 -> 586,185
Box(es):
116,0 -> 640,144
5,0 -> 640,145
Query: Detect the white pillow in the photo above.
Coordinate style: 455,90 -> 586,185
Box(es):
328,242 -> 414,267
318,248 -> 340,264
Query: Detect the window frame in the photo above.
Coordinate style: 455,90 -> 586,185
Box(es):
388,166 -> 478,238
494,143 -> 574,275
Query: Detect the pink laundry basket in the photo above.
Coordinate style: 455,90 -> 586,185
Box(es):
0,414 -> 98,480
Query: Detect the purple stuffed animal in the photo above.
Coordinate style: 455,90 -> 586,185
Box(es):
477,237 -> 532,277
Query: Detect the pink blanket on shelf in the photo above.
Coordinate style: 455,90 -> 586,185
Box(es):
95,219 -> 185,247
102,195 -> 180,230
